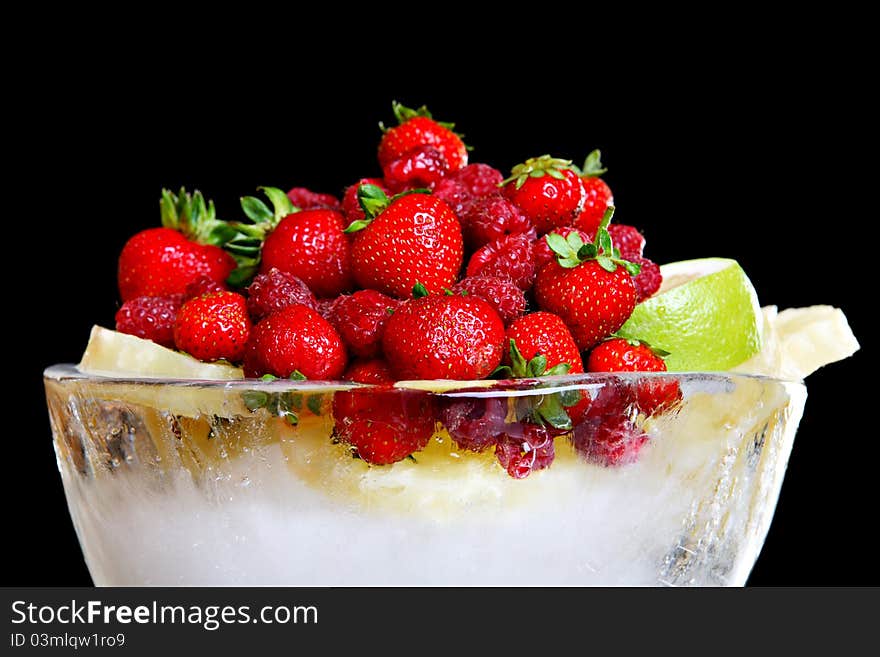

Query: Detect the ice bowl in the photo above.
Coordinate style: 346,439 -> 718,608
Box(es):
44,364 -> 806,586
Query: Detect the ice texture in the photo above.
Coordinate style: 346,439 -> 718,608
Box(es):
44,368 -> 805,586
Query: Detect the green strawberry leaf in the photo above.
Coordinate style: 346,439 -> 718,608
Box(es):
566,231 -> 585,251
528,354 -> 547,377
545,363 -> 572,377
240,196 -> 274,224
545,232 -> 572,257
290,370 -> 307,381
597,256 -> 617,272
577,243 -> 598,259
536,394 -> 573,430
242,391 -> 269,411
354,183 -> 390,225
581,149 -> 608,177
306,394 -> 323,416
258,186 -> 298,220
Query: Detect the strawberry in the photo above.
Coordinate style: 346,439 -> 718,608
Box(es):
342,358 -> 395,385
173,291 -> 251,363
115,294 -> 183,348
534,208 -> 639,350
504,312 -> 584,375
286,187 -> 341,211
378,101 -> 467,173
586,338 -> 681,415
347,186 -> 463,298
333,391 -> 436,465
382,291 -> 505,380
324,289 -> 401,359
500,155 -> 586,235
243,303 -> 347,379
342,177 -> 389,226
496,312 -> 589,429
572,150 -> 614,236
225,187 -> 352,297
118,189 -> 236,301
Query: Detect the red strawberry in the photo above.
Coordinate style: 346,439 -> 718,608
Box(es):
243,304 -> 346,379
459,194 -> 535,249
382,145 -> 449,192
286,187 -> 341,211
500,156 -> 586,235
382,293 -> 505,380
497,312 -> 590,428
534,208 -> 639,350
118,189 -> 235,301
324,289 -> 401,359
342,358 -> 395,385
572,150 -> 614,236
333,391 -> 436,465
115,294 -> 183,348
246,268 -> 316,321
173,291 -> 251,362
378,101 -> 467,173
586,338 -> 681,414
505,312 -> 584,375
466,233 -> 536,291
260,208 -> 352,298
342,177 -> 388,226
450,275 -> 526,325
532,226 -> 591,273
348,186 -> 463,298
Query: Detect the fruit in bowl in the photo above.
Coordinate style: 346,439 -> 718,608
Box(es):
45,102 -> 858,586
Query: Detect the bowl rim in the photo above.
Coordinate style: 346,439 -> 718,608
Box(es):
43,363 -> 806,393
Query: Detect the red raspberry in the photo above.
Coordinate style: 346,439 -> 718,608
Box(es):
608,224 -> 645,259
460,194 -> 535,248
532,226 -> 591,273
494,424 -> 557,478
115,294 -> 183,349
573,177 -> 614,235
629,255 -> 662,302
431,163 -> 504,218
183,275 -> 227,301
439,397 -> 507,452
383,145 -> 450,192
342,358 -> 395,385
571,380 -> 648,467
450,276 -> 526,325
452,163 -> 504,197
286,187 -> 341,211
246,268 -> 316,321
325,289 -> 401,359
315,296 -> 341,320
342,178 -> 389,226
466,234 -> 537,291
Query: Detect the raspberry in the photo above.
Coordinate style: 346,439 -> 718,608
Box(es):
115,294 -> 183,348
287,187 -> 341,211
183,275 -> 227,301
532,226 -> 591,273
460,194 -> 535,248
608,224 -> 645,259
439,397 -> 508,452
450,276 -> 526,325
573,177 -> 614,235
453,163 -> 504,197
494,424 -> 557,478
342,358 -> 395,385
315,296 -> 341,320
383,145 -> 449,192
431,178 -> 473,217
325,289 -> 401,359
571,379 -> 647,467
246,268 -> 316,321
431,163 -> 504,218
342,178 -> 388,226
629,255 -> 662,302
466,234 -> 537,291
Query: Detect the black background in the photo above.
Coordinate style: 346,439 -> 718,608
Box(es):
8,35 -> 875,586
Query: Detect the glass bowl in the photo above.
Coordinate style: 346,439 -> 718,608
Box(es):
44,364 -> 806,586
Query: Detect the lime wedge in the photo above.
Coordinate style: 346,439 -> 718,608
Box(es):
617,258 -> 762,371
79,325 -> 243,380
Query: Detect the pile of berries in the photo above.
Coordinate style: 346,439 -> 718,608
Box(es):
114,102 -> 678,477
